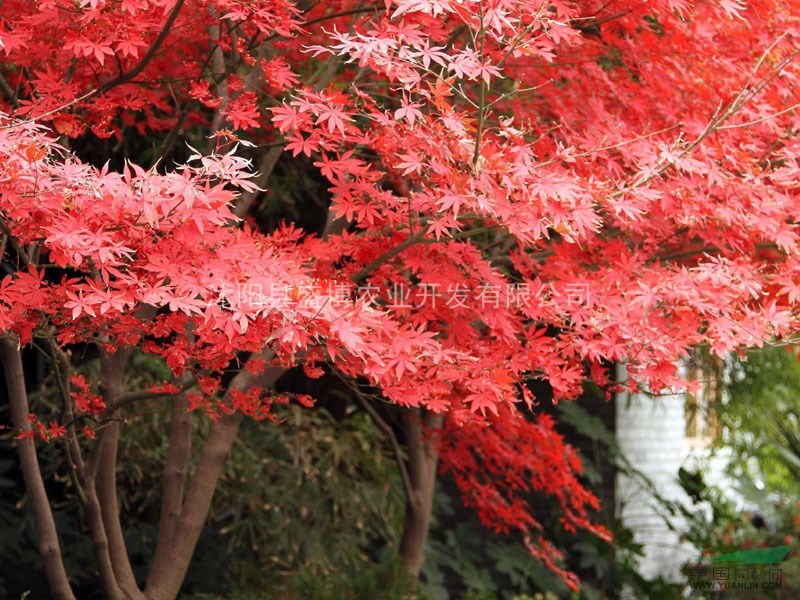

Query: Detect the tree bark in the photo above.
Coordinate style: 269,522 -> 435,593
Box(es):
145,410 -> 243,600
156,385 -> 193,547
0,336 -> 76,600
145,188 -> 344,599
144,359 -> 285,600
50,345 -> 124,600
398,409 -> 443,581
95,348 -> 145,600
96,420 -> 145,599
78,462 -> 124,600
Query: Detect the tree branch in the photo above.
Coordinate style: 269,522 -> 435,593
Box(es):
338,374 -> 414,503
398,408 -> 443,580
351,227 -> 429,285
207,6 -> 231,135
0,335 -> 75,600
0,72 -> 19,108
48,342 -> 122,600
98,0 -> 186,95
145,194 -> 345,598
0,0 -> 185,130
108,376 -> 196,412
232,146 -> 283,218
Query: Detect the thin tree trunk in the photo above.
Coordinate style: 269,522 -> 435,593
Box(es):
145,410 -> 243,600
232,147 -> 282,218
96,420 -> 145,599
145,194 -> 345,599
95,347 -> 145,599
0,336 -> 76,600
156,385 -> 192,547
51,345 -> 123,600
398,409 -> 443,581
144,361 -> 285,600
207,5 -> 230,136
78,462 -> 124,599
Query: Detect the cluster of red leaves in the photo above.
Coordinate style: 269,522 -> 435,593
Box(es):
17,413 -> 66,443
440,407 -> 612,591
2,0 -> 800,587
70,373 -> 106,415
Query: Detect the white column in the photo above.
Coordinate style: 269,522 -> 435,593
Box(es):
615,363 -> 696,582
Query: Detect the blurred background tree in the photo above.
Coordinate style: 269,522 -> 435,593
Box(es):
677,345 -> 800,598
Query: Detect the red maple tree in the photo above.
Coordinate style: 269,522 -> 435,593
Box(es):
1,0 -> 799,597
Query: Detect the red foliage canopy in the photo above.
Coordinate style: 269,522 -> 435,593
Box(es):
2,0 -> 800,589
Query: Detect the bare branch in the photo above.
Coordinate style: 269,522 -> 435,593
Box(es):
232,146 -> 283,218
336,372 -> 414,502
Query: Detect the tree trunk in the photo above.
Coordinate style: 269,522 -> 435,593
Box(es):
96,420 -> 145,599
0,336 -> 76,600
156,386 -> 193,547
145,361 -> 284,600
145,411 -> 243,600
96,348 -> 145,599
398,409 -> 443,581
145,191 -> 346,599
